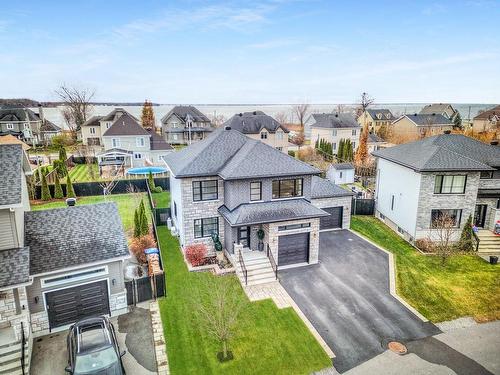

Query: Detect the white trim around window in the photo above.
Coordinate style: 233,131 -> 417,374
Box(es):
136,137 -> 145,147
6,123 -> 14,130
40,265 -> 109,288
112,138 -> 121,148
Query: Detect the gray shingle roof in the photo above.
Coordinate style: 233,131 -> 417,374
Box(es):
25,202 -> 129,275
81,115 -> 103,127
368,133 -> 385,143
366,109 -> 395,121
0,144 -> 23,206
223,111 -> 289,134
419,103 -> 456,116
373,134 -> 500,171
402,113 -> 453,126
473,105 -> 500,120
219,199 -> 328,226
311,113 -> 360,129
100,108 -> 138,122
311,176 -> 353,199
163,128 -> 319,179
330,162 -> 354,170
102,113 -> 150,137
0,247 -> 30,289
311,176 -> 354,199
150,131 -> 173,151
161,105 -> 211,123
0,108 -> 39,122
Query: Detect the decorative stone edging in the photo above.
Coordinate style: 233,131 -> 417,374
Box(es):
348,229 -> 429,322
150,301 -> 170,375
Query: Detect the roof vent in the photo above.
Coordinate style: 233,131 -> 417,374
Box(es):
491,140 -> 499,146
253,111 -> 257,115
432,113 -> 436,116
444,130 -> 451,134
238,113 -> 243,117
225,126 -> 231,130
335,113 -> 339,117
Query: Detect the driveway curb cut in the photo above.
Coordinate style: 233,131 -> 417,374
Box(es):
348,229 -> 429,322
150,301 -> 170,375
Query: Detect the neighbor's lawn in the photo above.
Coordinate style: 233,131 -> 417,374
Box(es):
351,216 -> 500,322
68,164 -> 100,182
157,227 -> 331,375
31,193 -> 151,234
152,191 -> 170,208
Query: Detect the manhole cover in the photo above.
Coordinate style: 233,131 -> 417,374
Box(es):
388,341 -> 407,354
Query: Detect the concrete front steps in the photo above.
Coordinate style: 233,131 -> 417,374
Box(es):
0,341 -> 29,375
236,252 -> 277,286
476,230 -> 500,254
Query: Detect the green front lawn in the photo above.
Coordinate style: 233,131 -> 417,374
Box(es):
157,227 -> 331,375
68,164 -> 100,182
31,193 -> 151,234
351,216 -> 500,322
152,191 -> 170,208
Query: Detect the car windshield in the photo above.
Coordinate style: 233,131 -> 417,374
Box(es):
75,346 -> 118,373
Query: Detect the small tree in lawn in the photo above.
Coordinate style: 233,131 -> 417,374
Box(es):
65,175 -> 76,198
432,212 -> 458,266
147,170 -> 155,190
54,176 -> 64,199
40,172 -> 52,201
459,214 -> 474,252
195,276 -> 244,362
133,208 -> 141,238
355,124 -> 369,166
138,200 -> 149,236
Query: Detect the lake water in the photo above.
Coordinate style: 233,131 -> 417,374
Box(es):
35,103 -> 495,130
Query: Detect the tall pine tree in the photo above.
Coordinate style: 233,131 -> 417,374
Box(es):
54,176 -> 64,199
66,175 -> 76,198
40,172 -> 52,201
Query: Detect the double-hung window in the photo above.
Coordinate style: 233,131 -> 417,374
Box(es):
194,217 -> 219,238
89,127 -> 96,134
6,123 -> 13,130
136,137 -> 145,147
332,129 -> 337,136
192,180 -> 218,201
250,182 -> 262,201
434,175 -> 466,194
261,131 -> 268,139
276,131 -> 283,140
352,129 -> 357,136
112,138 -> 120,148
272,178 -> 303,199
431,209 -> 462,228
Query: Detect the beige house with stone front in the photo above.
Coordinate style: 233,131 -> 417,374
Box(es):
163,128 -> 353,286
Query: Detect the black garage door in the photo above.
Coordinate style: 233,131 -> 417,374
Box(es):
320,207 -> 343,230
45,280 -> 110,329
278,232 -> 310,266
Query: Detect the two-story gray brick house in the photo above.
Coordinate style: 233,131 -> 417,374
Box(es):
163,127 -> 353,285
373,134 -> 500,254
161,105 -> 213,145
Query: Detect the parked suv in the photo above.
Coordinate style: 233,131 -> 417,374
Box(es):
65,316 -> 126,375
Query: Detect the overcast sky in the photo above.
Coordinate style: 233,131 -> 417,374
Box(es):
1,0 -> 499,103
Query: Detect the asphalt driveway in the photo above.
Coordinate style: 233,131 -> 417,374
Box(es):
31,305 -> 156,375
279,230 -> 440,373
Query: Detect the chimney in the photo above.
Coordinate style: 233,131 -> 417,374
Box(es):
38,104 -> 44,122
490,140 -> 499,146
225,126 -> 231,130
444,130 -> 451,134
253,111 -> 257,115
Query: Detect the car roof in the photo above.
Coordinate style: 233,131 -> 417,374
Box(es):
74,318 -> 113,353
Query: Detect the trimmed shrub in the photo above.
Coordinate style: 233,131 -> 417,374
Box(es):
58,147 -> 68,162
185,243 -> 207,266
415,238 -> 436,253
134,209 -> 141,238
54,176 -> 64,199
459,214 -> 474,252
65,175 -> 76,198
153,186 -> 163,193
137,200 -> 149,237
148,171 -> 156,190
40,173 -> 51,201
129,234 -> 157,264
288,150 -> 295,157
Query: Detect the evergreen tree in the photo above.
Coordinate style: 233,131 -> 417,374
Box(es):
148,170 -> 155,190
453,112 -> 462,129
40,172 -> 51,201
54,176 -> 64,199
65,175 -> 76,198
337,139 -> 344,159
355,124 -> 369,165
459,214 -> 474,251
133,208 -> 141,238
314,138 -> 319,149
140,100 -> 156,129
58,147 -> 68,161
139,200 -> 149,236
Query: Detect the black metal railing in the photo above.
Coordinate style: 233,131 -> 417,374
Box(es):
20,322 -> 26,375
238,250 -> 248,285
472,230 -> 480,252
266,244 -> 278,280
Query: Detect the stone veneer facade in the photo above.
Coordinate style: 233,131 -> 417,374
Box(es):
0,287 -> 30,341
311,196 -> 352,230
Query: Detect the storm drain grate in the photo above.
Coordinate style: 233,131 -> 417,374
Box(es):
388,341 -> 407,355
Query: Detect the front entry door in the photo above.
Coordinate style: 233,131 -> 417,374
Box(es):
238,226 -> 251,248
474,204 -> 487,228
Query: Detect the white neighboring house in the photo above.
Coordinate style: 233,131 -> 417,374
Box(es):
309,113 -> 361,153
373,134 -> 500,253
97,112 -> 173,170
327,163 -> 355,185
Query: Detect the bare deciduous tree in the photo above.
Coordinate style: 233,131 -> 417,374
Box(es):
195,276 -> 244,362
274,111 -> 289,125
335,104 -> 347,114
209,112 -> 227,128
356,92 -> 374,118
432,212 -> 458,266
55,84 -> 95,136
292,103 -> 310,128
290,132 -> 305,150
